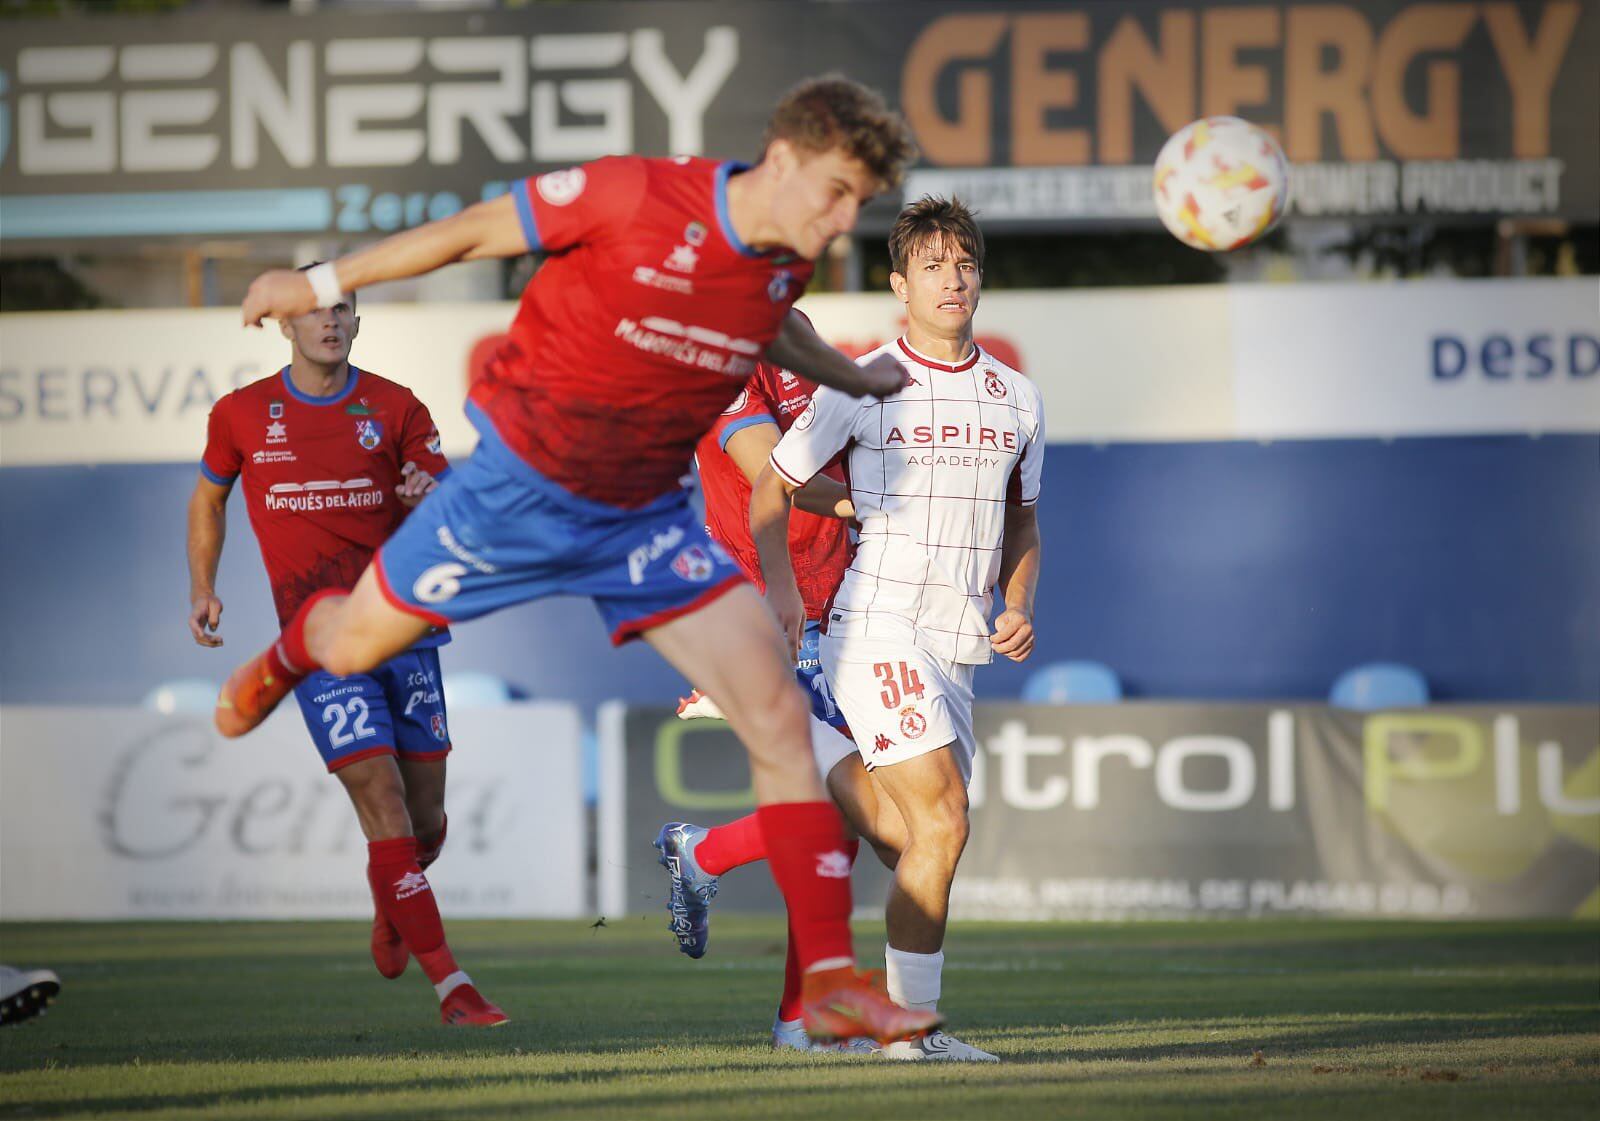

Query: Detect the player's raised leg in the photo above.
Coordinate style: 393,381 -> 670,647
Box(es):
215,564 -> 429,737
643,585 -> 939,1045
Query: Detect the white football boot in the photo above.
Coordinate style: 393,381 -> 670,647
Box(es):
881,1029 -> 999,1062
676,689 -> 726,720
772,1016 -> 881,1055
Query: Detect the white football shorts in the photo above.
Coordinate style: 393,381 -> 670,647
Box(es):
819,634 -> 978,783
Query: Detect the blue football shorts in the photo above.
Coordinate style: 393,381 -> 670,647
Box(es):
292,648 -> 450,773
373,404 -> 747,644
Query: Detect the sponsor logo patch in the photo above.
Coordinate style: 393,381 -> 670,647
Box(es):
815,850 -> 852,878
536,166 -> 586,206
265,420 -> 288,444
873,732 -> 893,753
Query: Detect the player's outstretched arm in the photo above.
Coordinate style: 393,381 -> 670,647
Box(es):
750,463 -> 806,657
767,310 -> 907,399
725,423 -> 854,519
187,475 -> 232,647
992,504 -> 1041,663
242,195 -> 528,325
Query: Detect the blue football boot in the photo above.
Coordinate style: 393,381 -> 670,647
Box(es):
653,822 -> 720,959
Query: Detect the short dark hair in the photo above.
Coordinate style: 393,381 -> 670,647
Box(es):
296,261 -> 355,308
763,74 -> 917,190
889,196 -> 984,276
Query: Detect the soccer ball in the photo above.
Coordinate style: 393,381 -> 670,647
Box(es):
1152,117 -> 1290,251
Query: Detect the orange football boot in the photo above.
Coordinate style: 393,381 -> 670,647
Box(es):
801,965 -> 941,1044
440,983 -> 509,1027
214,643 -> 297,738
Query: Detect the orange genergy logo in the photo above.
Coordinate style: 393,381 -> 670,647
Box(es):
899,5 -> 1582,167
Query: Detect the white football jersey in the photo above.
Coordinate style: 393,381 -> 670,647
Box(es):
771,339 -> 1045,664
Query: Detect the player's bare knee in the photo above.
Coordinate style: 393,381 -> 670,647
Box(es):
319,635 -> 378,678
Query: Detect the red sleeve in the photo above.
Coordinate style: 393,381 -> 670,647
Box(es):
708,367 -> 780,451
399,394 -> 450,478
510,156 -> 649,254
200,397 -> 241,484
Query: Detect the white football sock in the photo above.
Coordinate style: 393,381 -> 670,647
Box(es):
885,945 -> 943,1013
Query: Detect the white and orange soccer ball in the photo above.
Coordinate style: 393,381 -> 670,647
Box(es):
1152,117 -> 1290,251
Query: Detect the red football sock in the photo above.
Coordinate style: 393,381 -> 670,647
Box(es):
758,802 -> 855,972
778,838 -> 859,1022
367,836 -> 460,987
694,813 -> 765,876
269,587 -> 342,678
416,814 -> 448,871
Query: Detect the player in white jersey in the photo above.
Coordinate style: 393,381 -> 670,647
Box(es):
752,197 -> 1044,1060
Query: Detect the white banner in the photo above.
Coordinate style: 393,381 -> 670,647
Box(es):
0,703 -> 585,919
1,278 -> 1595,465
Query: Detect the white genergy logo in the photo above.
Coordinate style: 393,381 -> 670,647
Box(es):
9,28 -> 738,178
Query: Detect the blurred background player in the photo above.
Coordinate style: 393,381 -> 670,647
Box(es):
755,197 -> 1043,1059
188,269 -> 506,1027
655,326 -> 880,1053
211,77 -> 938,1045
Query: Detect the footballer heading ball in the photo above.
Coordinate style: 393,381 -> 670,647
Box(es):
1152,117 -> 1290,252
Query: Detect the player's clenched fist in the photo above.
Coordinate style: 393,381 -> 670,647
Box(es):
396,462 -> 440,508
765,577 -> 807,660
855,352 -> 912,398
990,609 -> 1035,662
242,269 -> 318,327
189,592 -> 224,647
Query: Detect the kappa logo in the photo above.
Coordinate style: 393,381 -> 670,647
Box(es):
393,871 -> 431,900
665,244 -> 698,273
537,166 -> 586,206
873,732 -> 894,753
430,713 -> 447,742
984,371 -> 1007,399
815,850 -> 852,878
266,420 -> 288,444
899,706 -> 927,740
355,418 -> 384,450
671,545 -> 714,583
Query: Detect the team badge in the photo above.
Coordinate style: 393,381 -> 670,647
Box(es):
721,389 -> 748,416
899,706 -> 927,740
430,713 -> 447,742
670,545 -> 714,583
684,221 -> 707,246
873,733 -> 893,753
268,401 -> 284,419
768,269 -> 793,302
984,372 -> 1007,399
355,418 -> 383,450
536,166 -> 586,206
425,427 -> 442,455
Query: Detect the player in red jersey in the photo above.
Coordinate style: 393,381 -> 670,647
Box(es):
214,77 -> 936,1044
188,273 -> 506,1027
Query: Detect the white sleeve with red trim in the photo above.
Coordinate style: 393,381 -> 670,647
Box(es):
1011,380 -> 1046,506
768,385 -> 859,488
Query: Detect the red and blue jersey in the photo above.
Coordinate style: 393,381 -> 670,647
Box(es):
201,367 -> 449,626
698,359 -> 849,621
474,155 -> 815,509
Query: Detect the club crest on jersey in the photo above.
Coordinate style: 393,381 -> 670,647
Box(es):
268,401 -> 284,419
670,545 -> 714,583
768,269 -> 793,302
665,244 -> 698,273
536,166 -> 586,206
425,427 -> 442,455
430,713 -> 448,742
899,706 -> 927,740
873,733 -> 894,753
984,372 -> 1007,399
266,420 -> 288,444
684,221 -> 707,246
355,418 -> 383,451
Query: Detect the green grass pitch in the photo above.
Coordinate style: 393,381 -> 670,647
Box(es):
1,918 -> 1596,1118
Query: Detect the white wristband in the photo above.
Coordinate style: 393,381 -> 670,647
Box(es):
304,262 -> 343,309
